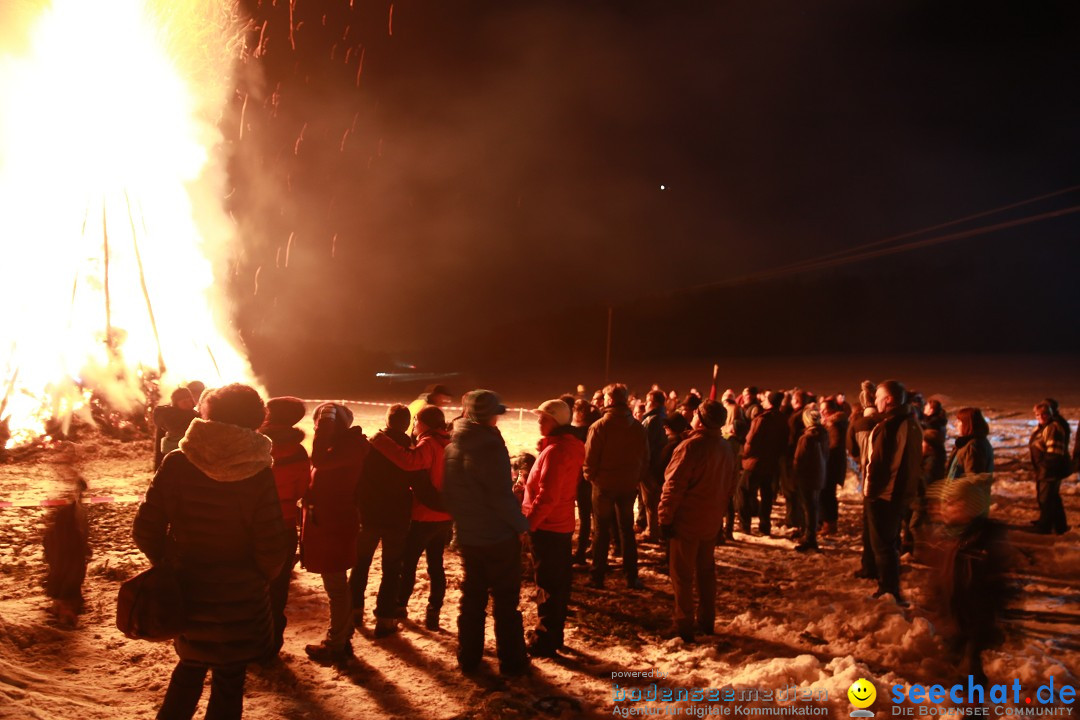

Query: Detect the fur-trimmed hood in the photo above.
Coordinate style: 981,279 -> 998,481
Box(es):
180,419 -> 273,483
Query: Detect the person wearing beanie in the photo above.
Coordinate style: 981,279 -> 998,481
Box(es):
407,384 -> 454,435
521,399 -> 585,657
368,404 -> 453,631
584,383 -> 649,590
134,384 -> 289,718
657,400 -> 736,643
443,389 -> 530,676
792,404 -> 828,552
259,396 -> 311,657
301,402 -> 369,663
352,404 -> 417,638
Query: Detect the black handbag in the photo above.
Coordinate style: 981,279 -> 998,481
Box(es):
115,564 -> 186,641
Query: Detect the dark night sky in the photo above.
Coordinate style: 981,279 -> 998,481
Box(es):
226,0 -> 1080,383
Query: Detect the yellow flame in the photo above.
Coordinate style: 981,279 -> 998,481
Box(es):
0,0 -> 255,447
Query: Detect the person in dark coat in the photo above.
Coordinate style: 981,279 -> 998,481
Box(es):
43,476 -> 90,626
1029,402 -> 1070,534
793,404 -> 829,552
152,387 -> 197,470
584,383 -> 649,590
522,399 -> 586,657
370,404 -> 453,631
858,380 -> 922,605
946,408 -> 994,480
738,390 -> 788,536
259,396 -> 310,657
780,390 -> 811,532
301,402 -> 368,662
928,474 -> 1012,687
658,401 -> 736,642
639,390 -> 669,543
443,390 -> 530,676
133,384 -> 289,720
351,404 -> 417,638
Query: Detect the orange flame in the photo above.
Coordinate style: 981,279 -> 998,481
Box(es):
0,0 -> 256,447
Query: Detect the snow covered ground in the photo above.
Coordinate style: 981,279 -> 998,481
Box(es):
0,401 -> 1076,719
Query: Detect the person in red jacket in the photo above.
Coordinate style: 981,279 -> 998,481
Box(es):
522,399 -> 586,658
259,396 -> 310,657
301,402 -> 368,663
369,404 -> 453,631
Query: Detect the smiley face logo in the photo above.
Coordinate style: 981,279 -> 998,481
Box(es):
848,678 -> 877,709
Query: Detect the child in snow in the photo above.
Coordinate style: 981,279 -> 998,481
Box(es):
43,477 -> 91,627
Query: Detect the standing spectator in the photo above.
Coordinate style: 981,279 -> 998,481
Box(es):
443,390 -> 530,676
152,387 -> 197,469
781,390 -> 810,532
43,476 -> 90,627
134,384 -> 288,719
302,403 -> 368,662
370,404 -> 452,631
859,380 -> 922,604
738,390 -> 788,536
259,396 -> 310,657
719,389 -> 747,541
584,383 -> 649,590
640,390 -> 669,543
407,384 -> 453,435
522,399 -> 586,657
820,396 -> 849,536
946,407 -> 994,480
793,404 -> 828,552
352,404 -> 416,637
1029,402 -> 1070,534
740,387 -> 763,423
570,400 -> 600,565
658,401 -> 736,642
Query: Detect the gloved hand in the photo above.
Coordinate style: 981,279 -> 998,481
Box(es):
660,524 -> 676,541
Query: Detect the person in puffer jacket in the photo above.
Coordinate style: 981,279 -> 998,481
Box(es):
1030,401 -> 1070,534
369,404 -> 453,631
301,402 -> 368,662
134,384 -> 288,720
443,390 -> 530,676
259,396 -> 310,657
521,399 -> 586,658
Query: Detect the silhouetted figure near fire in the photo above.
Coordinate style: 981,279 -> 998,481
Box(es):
738,390 -> 787,536
43,476 -> 90,627
134,383 -> 288,720
792,404 -> 828,552
152,387 -> 197,470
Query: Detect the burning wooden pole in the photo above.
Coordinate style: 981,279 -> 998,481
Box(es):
124,192 -> 166,375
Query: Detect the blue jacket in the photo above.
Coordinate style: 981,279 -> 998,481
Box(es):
444,418 -> 528,546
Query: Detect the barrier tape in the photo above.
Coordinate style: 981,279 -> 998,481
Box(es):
0,494 -> 145,509
300,398 -> 536,414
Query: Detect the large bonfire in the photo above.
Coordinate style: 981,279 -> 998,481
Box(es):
0,0 -> 254,448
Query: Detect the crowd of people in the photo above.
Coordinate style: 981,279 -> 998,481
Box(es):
40,378 -> 1075,719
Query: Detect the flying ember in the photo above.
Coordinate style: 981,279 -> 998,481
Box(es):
0,0 -> 255,448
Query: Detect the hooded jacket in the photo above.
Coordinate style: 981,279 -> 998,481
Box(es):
658,428 -> 737,540
864,404 -> 923,504
584,404 -> 649,494
370,427 -> 452,523
522,426 -> 586,533
133,421 -> 288,665
741,408 -> 788,473
443,417 -> 528,546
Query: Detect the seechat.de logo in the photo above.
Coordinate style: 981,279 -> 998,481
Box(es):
848,678 -> 877,718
